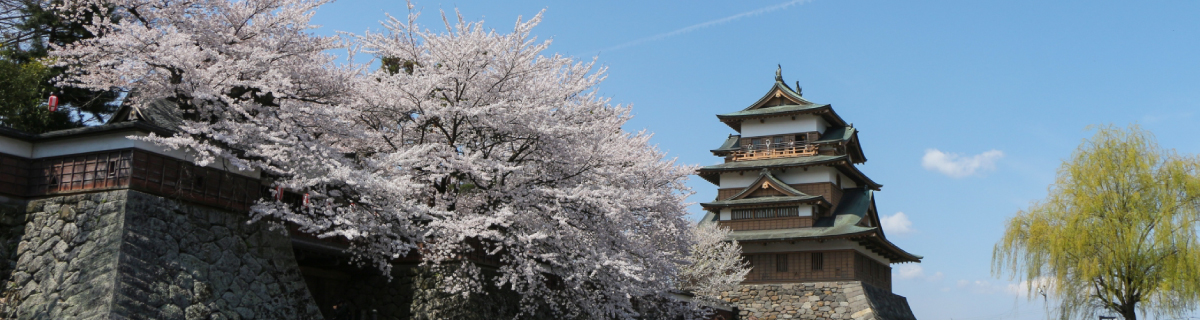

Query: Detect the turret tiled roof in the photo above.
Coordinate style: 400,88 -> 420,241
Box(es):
701,188 -> 922,263
718,104 -> 828,118
696,155 -> 882,190
700,195 -> 824,208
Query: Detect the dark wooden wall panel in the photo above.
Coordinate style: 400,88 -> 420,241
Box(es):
0,153 -> 31,197
0,148 -> 260,212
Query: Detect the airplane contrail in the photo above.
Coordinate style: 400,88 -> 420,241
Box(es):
600,0 -> 813,52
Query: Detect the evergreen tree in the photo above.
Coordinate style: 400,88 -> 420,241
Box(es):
0,55 -> 76,132
0,0 -> 120,133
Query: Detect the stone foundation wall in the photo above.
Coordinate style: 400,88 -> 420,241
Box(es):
717,281 -> 917,320
0,195 -> 30,317
7,190 -> 324,319
11,191 -> 126,319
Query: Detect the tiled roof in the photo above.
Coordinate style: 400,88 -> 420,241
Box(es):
710,135 -> 742,153
700,195 -> 823,207
717,104 -> 830,119
700,188 -> 922,263
815,126 -> 855,143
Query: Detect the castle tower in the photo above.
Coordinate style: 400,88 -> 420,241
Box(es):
700,67 -> 921,320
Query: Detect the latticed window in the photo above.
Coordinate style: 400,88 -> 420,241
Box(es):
776,254 -> 788,272
811,252 -> 824,271
731,206 -> 800,220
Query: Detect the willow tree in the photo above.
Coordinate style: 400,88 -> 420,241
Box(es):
994,125 -> 1200,320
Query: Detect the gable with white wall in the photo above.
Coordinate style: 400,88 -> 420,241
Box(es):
740,114 -> 828,138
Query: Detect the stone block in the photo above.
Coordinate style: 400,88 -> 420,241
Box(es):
8,190 -> 322,319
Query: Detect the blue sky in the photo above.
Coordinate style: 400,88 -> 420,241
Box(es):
312,1 -> 1200,319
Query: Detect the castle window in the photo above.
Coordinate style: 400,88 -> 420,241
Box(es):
773,137 -> 784,145
795,134 -> 807,142
776,254 -> 788,272
811,252 -> 824,271
751,138 -> 763,146
836,174 -> 842,188
732,207 -> 799,220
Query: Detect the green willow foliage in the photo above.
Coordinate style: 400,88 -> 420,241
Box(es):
994,125 -> 1200,320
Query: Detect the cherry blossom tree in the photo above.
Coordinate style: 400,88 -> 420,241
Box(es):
54,0 -> 712,317
340,9 -> 705,318
679,223 -> 751,301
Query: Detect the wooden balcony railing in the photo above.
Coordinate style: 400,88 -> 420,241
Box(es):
729,142 -> 817,161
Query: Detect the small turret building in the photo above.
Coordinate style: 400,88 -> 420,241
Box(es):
700,67 -> 921,320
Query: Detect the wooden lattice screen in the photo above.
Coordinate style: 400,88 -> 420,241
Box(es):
9,149 -> 261,212
29,150 -> 133,195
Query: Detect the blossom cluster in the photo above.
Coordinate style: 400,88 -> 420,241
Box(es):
53,0 -> 747,317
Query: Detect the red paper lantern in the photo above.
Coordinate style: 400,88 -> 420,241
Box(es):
303,193 -> 310,206
48,95 -> 59,112
275,185 -> 284,201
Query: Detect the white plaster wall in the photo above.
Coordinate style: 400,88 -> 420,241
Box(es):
0,135 -> 33,158
719,172 -> 761,189
28,132 -> 259,178
741,114 -> 827,138
775,167 -> 836,184
797,204 -> 813,217
33,132 -> 149,158
720,208 -> 731,220
839,172 -> 858,188
740,239 -> 892,264
720,166 -> 866,190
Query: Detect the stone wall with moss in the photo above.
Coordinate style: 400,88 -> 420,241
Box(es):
6,190 -> 323,320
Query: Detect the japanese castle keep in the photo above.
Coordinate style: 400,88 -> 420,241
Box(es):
699,67 -> 921,320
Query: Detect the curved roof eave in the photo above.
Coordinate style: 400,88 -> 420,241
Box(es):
716,105 -> 850,133
856,233 -> 924,263
831,159 -> 883,190
697,155 -> 846,173
700,196 -> 828,209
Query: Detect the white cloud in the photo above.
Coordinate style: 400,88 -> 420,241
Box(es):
921,149 -> 1005,178
928,271 -> 945,282
893,264 -> 944,282
881,212 -> 915,235
956,279 -> 1003,294
896,265 -> 924,280
952,278 -> 1054,297
1005,277 -> 1056,298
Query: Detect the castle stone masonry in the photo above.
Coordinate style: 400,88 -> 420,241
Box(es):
699,67 -> 921,320
0,104 -> 423,319
0,100 -> 734,319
